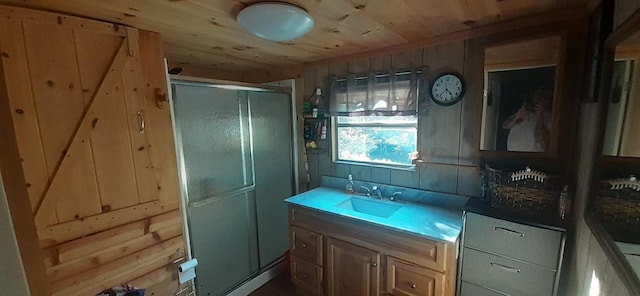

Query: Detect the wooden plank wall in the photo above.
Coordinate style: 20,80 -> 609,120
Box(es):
0,5 -> 189,295
301,18 -> 587,197
302,41 -> 484,197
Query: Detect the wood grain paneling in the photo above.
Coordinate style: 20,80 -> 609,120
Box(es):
0,6 -> 185,295
304,39 -> 473,195
303,22 -> 587,202
47,214 -> 182,281
50,235 -> 184,296
0,0 -> 587,74
459,39 -> 484,166
0,21 -> 49,211
0,21 -> 50,296
138,30 -> 182,206
33,38 -> 129,227
23,20 -> 102,225
421,42 -> 464,165
90,78 -> 141,210
120,29 -> 158,205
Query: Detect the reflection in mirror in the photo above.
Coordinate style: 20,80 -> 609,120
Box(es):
481,35 -> 562,152
603,32 -> 640,157
594,26 -> 640,282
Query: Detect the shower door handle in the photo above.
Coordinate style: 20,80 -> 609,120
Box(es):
137,110 -> 145,134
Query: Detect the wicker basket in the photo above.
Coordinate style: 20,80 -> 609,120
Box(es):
594,179 -> 640,236
486,166 -> 562,213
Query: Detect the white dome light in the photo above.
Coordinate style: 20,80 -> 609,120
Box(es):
236,2 -> 314,42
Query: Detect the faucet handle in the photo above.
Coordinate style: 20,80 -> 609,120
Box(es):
360,186 -> 371,197
390,192 -> 402,201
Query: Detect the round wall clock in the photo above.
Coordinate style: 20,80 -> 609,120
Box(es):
430,73 -> 465,106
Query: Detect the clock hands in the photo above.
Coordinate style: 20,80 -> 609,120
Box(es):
438,89 -> 453,101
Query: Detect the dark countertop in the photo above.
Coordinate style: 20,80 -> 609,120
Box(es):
464,198 -> 569,232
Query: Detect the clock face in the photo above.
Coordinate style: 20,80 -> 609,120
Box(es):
431,74 -> 465,106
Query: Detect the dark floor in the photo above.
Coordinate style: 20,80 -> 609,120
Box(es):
249,271 -> 300,296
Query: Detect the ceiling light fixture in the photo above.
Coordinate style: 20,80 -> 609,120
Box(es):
236,2 -> 314,42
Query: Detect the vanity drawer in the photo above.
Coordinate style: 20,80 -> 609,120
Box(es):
464,212 -> 562,269
291,225 -> 323,265
461,248 -> 556,296
459,281 -> 506,296
387,257 -> 444,296
291,256 -> 323,295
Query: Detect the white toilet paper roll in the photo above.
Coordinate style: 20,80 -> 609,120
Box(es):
179,258 -> 198,272
178,258 -> 198,284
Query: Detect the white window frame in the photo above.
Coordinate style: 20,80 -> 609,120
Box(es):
332,115 -> 418,168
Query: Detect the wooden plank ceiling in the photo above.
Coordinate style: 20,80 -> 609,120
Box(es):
2,0 -> 587,74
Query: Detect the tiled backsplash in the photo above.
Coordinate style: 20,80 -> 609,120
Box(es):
307,157 -> 483,198
321,176 -> 470,210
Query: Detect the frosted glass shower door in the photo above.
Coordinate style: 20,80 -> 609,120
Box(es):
250,91 -> 294,268
173,83 -> 258,296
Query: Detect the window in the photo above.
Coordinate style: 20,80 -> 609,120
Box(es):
335,116 -> 417,166
329,68 -> 422,166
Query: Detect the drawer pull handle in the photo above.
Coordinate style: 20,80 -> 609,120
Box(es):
371,263 -> 377,268
301,243 -> 307,248
494,226 -> 525,237
303,273 -> 308,279
410,283 -> 416,289
490,262 -> 521,273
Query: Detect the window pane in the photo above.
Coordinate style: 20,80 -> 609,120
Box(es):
336,125 -> 417,165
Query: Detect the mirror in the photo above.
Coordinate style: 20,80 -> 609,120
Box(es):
603,31 -> 640,157
591,13 -> 640,287
480,35 -> 563,153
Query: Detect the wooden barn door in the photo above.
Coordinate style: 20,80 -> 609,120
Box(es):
0,5 -> 188,296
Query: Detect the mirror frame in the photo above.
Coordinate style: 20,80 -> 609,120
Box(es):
475,21 -> 585,169
586,6 -> 640,296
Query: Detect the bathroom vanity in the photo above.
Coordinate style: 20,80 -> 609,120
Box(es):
285,187 -> 463,296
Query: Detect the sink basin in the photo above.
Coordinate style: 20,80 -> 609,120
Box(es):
336,197 -> 401,218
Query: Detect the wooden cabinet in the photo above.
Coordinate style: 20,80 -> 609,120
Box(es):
326,238 -> 380,296
290,225 -> 324,295
291,225 -> 323,265
292,256 -> 324,295
289,206 -> 458,296
387,257 -> 444,296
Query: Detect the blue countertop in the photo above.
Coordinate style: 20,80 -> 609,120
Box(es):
285,187 -> 463,244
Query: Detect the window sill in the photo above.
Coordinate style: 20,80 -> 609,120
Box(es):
333,160 -> 417,171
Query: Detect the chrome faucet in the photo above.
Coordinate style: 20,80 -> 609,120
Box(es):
371,186 -> 383,199
360,186 -> 371,197
390,191 -> 402,201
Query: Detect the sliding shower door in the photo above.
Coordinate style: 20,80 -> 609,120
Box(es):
173,83 -> 258,296
250,91 -> 294,268
172,80 -> 294,296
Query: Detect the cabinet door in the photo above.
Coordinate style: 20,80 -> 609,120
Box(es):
326,238 -> 381,296
386,257 -> 444,296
